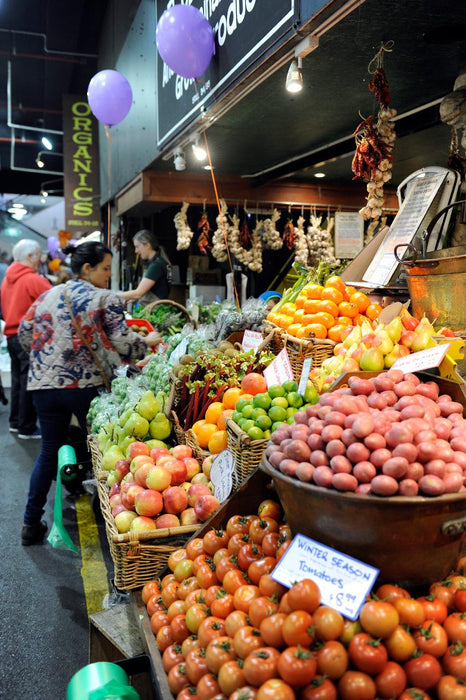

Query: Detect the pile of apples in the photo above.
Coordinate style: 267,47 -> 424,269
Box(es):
108,441 -> 220,535
311,311 -> 455,393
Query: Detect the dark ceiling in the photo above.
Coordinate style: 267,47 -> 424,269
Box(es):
0,0 -> 465,215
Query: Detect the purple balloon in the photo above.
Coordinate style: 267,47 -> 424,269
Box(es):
156,5 -> 215,79
47,236 -> 66,261
87,70 -> 133,126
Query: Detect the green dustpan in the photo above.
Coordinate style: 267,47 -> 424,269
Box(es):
47,444 -> 79,553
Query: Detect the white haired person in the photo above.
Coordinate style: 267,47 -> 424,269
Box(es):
18,240 -> 162,545
0,239 -> 51,438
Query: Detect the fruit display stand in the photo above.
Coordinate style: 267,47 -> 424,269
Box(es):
225,417 -> 268,487
262,323 -> 336,379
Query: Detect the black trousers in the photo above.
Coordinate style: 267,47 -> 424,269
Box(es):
7,334 -> 37,434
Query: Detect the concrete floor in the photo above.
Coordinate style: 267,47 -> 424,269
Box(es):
0,385 -> 116,699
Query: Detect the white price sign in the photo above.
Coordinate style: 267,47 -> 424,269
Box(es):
210,450 -> 234,503
298,357 -> 313,395
391,343 -> 450,373
264,348 -> 293,388
271,534 -> 379,621
241,330 -> 263,354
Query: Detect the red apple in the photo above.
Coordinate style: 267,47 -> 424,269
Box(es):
202,456 -> 214,480
156,454 -> 176,467
114,459 -> 130,482
130,454 -> 154,474
400,330 -> 416,348
180,508 -> 200,525
114,510 -> 138,533
191,472 -> 209,486
194,494 -> 220,522
155,513 -> 180,529
180,481 -> 192,492
134,489 -> 163,517
187,483 -> 212,507
130,515 -> 157,533
121,483 -> 145,510
163,486 -> 188,514
127,441 -> 150,460
171,444 -> 193,460
121,471 -> 134,485
109,493 -> 122,508
183,457 -> 201,480
134,462 -> 154,487
150,447 -> 171,462
109,482 -> 121,498
146,465 -> 172,492
161,458 -> 187,486
111,504 -> 127,518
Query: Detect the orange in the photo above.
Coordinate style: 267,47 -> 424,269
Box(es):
276,314 -> 294,330
303,299 -> 321,315
305,284 -> 324,299
241,373 -> 268,396
295,327 -> 309,339
281,302 -> 297,317
344,285 -> 357,300
305,323 -> 327,339
302,313 -> 318,325
350,291 -> 370,313
196,423 -> 218,449
217,409 -> 234,430
208,430 -> 228,454
293,308 -> 305,324
328,324 -> 347,342
205,402 -> 225,425
337,316 -> 353,327
222,387 -> 243,409
295,295 -> 307,309
366,303 -> 383,320
321,287 -> 344,305
267,311 -> 279,325
192,419 -> 206,436
316,299 -> 339,317
287,323 -> 302,338
314,311 -> 335,329
324,275 -> 346,293
338,301 -> 359,318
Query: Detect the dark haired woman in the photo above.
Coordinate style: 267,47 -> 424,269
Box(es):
118,229 -> 171,304
18,240 -> 162,545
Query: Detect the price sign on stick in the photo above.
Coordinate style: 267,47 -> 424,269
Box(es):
241,330 -> 263,354
298,357 -> 313,395
264,348 -> 293,388
391,343 -> 450,373
271,534 -> 379,620
210,450 -> 234,503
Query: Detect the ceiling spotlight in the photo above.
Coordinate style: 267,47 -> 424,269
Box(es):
192,137 -> 207,162
36,154 -> 45,168
314,172 -> 326,178
286,57 -> 303,93
41,136 -> 53,151
40,189 -> 49,197
174,149 -> 186,171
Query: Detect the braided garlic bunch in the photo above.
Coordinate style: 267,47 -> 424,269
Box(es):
211,199 -> 229,262
174,202 -> 193,250
262,208 -> 283,249
359,106 -> 397,220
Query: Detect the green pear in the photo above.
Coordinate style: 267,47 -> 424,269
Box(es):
385,316 -> 403,344
119,435 -> 136,455
124,412 -> 150,439
360,347 -> 385,372
145,438 -> 169,450
374,331 -> 394,355
118,407 -> 133,428
101,444 -> 126,471
97,421 -> 116,452
136,390 -> 162,422
149,413 -> 172,441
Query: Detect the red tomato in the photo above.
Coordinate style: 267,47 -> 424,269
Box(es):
282,610 -> 315,647
216,554 -> 240,582
196,564 -> 219,589
233,584 -> 261,614
229,688 -> 257,700
398,688 -> 432,700
444,612 -> 466,644
192,554 -> 214,575
301,676 -> 337,700
228,533 -> 250,555
210,591 -> 235,619
204,585 -> 223,608
167,662 -> 190,696
170,614 -> 190,643
203,528 -> 229,555
249,517 -> 279,545
243,647 -> 280,686
162,642 -> 184,673
223,569 -> 249,595
217,660 -> 247,696
146,593 -> 166,617
167,599 -> 187,621
442,640 -> 466,679
224,609 -> 249,638
358,600 -> 399,638
259,574 -> 287,600
260,612 -> 287,649
313,606 -> 344,641
375,583 -> 410,603
257,499 -> 282,521
393,597 -> 426,627
348,633 -> 388,674
178,576 -> 201,601
157,624 -> 175,652
255,678 -> 296,700
437,674 -> 466,700
197,616 -> 226,648
429,580 -> 457,609
185,603 -> 209,634
161,581 -> 181,608
337,670 -> 377,700
276,540 -> 292,561
384,625 -> 416,662
234,625 -> 264,659
454,589 -> 466,613
226,515 -> 251,538
278,645 -> 317,686
403,653 -> 442,689
150,609 -> 169,635
261,532 -> 280,557
417,595 -> 448,624
413,619 -> 448,657
185,647 -> 209,686
315,640 -> 348,679
237,543 -> 264,571
287,579 -> 320,614
374,660 -> 407,698
205,635 -> 237,675
181,635 -> 202,659
339,619 -> 362,646
168,548 -> 189,572
196,672 -> 221,700
186,537 -> 205,561
248,596 -> 280,629
248,556 -> 277,585
177,686 -> 199,700
141,579 -> 162,604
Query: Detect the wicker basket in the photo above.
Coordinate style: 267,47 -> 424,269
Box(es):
88,434 -> 105,479
144,299 -> 197,329
170,410 -> 210,461
262,323 -> 336,378
225,418 -> 268,488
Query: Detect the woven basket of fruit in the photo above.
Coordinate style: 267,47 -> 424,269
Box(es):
226,418 -> 269,488
262,323 -> 335,376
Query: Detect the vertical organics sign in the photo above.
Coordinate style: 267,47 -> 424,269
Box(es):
63,95 -> 101,236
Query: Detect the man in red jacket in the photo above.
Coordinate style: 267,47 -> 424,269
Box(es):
1,239 -> 51,438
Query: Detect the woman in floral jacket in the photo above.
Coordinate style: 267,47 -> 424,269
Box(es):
18,240 -> 161,545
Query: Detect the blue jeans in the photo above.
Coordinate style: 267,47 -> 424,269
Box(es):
24,387 -> 101,525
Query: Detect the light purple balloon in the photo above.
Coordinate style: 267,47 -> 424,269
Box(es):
87,70 -> 133,126
156,5 -> 215,79
47,236 -> 66,261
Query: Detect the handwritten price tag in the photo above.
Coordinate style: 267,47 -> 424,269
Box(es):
264,348 -> 293,388
298,356 -> 313,395
241,330 -> 263,354
392,343 -> 450,373
210,450 -> 234,503
271,534 -> 379,620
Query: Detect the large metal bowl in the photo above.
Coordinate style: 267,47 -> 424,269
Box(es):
261,458 -> 466,588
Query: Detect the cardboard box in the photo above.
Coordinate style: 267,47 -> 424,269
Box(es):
188,255 -> 209,273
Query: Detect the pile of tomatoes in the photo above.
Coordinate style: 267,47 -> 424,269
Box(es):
142,500 -> 466,700
266,276 -> 382,343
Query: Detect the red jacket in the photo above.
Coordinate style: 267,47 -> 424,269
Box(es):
1,262 -> 51,337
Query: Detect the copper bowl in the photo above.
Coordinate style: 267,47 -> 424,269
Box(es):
261,458 -> 466,588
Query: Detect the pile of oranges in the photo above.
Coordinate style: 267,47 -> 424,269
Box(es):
190,374 -> 268,454
266,275 -> 382,343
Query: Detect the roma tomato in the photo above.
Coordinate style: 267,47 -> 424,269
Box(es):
255,678 -> 295,700
437,675 -> 466,700
217,660 -> 246,696
205,636 -> 237,674
442,640 -> 466,679
358,600 -> 399,638
417,595 -> 448,624
185,647 -> 209,686
243,647 -> 280,686
313,606 -> 344,641
282,610 -> 315,647
315,640 -> 348,679
348,633 -> 388,674
444,612 -> 466,644
301,676 -> 337,700
337,670 -> 376,700
403,653 -> 442,689
374,660 -> 407,698
234,625 -> 264,659
287,578 -> 320,613
277,645 -> 317,687
413,619 -> 448,657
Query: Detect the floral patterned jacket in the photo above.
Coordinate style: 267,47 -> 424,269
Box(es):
18,279 -> 147,390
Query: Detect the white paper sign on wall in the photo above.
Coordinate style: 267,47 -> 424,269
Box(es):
210,450 -> 235,503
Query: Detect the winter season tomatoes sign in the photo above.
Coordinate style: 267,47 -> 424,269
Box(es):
272,534 -> 379,620
156,0 -> 298,145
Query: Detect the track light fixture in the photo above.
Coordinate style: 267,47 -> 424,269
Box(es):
36,154 -> 45,168
174,148 -> 186,171
35,150 -> 63,169
41,136 -> 53,150
286,57 -> 303,93
192,135 -> 207,162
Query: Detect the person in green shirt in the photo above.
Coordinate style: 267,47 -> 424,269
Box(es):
118,229 -> 171,304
